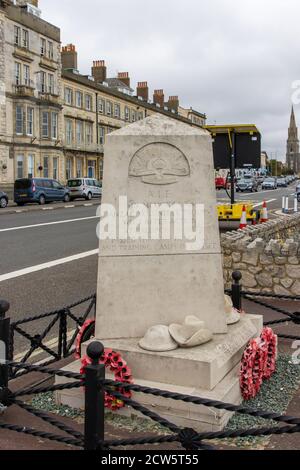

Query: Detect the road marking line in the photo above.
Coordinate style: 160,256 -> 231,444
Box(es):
84,203 -> 93,207
252,199 -> 277,208
0,215 -> 98,233
13,329 -> 77,361
64,205 -> 75,208
42,207 -> 54,211
0,249 -> 98,282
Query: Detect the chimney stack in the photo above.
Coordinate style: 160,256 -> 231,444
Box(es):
91,60 -> 107,83
136,82 -> 149,101
153,89 -> 165,108
118,72 -> 130,88
168,96 -> 179,113
61,44 -> 77,71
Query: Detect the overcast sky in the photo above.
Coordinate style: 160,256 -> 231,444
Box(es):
41,0 -> 300,161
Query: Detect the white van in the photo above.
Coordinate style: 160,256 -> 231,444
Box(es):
67,178 -> 102,201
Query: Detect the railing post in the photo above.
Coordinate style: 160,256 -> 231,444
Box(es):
58,309 -> 68,358
231,271 -> 242,311
84,341 -> 105,451
0,300 -> 10,405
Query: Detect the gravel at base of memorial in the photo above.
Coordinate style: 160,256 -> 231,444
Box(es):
30,354 -> 300,449
223,354 -> 300,448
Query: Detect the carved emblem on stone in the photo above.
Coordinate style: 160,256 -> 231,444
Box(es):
129,142 -> 190,185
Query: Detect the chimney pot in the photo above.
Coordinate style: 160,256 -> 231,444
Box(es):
137,81 -> 149,101
61,44 -> 77,71
117,72 -> 130,88
153,89 -> 165,108
91,60 -> 107,83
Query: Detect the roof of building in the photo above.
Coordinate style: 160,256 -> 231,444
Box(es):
62,70 -> 205,128
104,78 -> 134,93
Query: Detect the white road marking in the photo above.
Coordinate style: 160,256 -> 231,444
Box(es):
0,215 -> 98,233
64,205 -> 75,208
252,199 -> 277,208
0,249 -> 98,282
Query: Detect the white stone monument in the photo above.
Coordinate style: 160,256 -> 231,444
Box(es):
57,114 -> 263,431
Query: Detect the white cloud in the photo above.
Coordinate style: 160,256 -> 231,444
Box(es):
40,0 -> 300,161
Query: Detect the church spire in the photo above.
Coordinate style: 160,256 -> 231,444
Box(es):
288,105 -> 298,140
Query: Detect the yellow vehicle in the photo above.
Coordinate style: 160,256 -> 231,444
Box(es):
217,202 -> 257,222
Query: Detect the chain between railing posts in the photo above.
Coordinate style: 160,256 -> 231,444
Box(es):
58,309 -> 68,359
0,300 -> 10,406
231,271 -> 242,311
84,341 -> 105,451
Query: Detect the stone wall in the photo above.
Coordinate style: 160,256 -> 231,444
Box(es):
221,214 -> 300,295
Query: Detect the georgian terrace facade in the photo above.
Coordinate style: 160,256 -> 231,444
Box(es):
0,1 -> 206,193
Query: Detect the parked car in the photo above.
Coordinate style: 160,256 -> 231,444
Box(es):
215,176 -> 226,190
236,178 -> 259,192
262,178 -> 277,190
0,190 -> 8,208
277,177 -> 288,188
67,178 -> 102,200
14,178 -> 70,206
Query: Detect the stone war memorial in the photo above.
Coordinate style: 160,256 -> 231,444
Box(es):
59,114 -> 263,431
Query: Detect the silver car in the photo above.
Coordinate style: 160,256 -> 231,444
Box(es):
67,178 -> 102,201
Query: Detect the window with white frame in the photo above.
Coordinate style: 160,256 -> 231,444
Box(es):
65,119 -> 73,145
43,156 -> 49,178
75,91 -> 83,108
76,121 -> 83,144
14,26 -> 21,46
53,157 -> 58,180
51,112 -> 58,139
106,101 -> 112,116
66,158 -> 72,180
85,94 -> 92,111
38,71 -> 46,93
48,74 -> 54,94
98,126 -> 105,145
131,110 -> 136,122
22,29 -> 29,49
17,155 -> 24,179
15,62 -> 21,85
64,87 -> 73,105
48,41 -> 54,60
23,65 -> 30,86
27,107 -> 34,136
114,103 -> 120,118
98,98 -> 105,114
27,155 -> 35,178
76,158 -> 83,178
40,37 -> 46,56
16,105 -> 23,135
125,106 -> 129,121
86,122 -> 93,145
42,111 -> 49,138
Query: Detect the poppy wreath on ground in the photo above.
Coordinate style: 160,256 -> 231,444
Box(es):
75,319 -> 95,359
80,350 -> 133,411
240,327 -> 277,400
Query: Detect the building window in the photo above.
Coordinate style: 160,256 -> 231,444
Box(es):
86,122 -> 93,145
48,74 -> 54,94
64,88 -> 72,105
17,155 -> 24,179
27,155 -> 35,178
131,110 -> 136,122
85,94 -> 92,111
106,101 -> 112,116
23,65 -> 30,86
66,158 -> 72,180
76,121 -> 83,144
27,107 -> 34,136
48,41 -> 54,60
43,156 -> 49,178
65,119 -> 73,145
42,111 -> 49,138
16,105 -> 23,135
40,37 -> 46,56
125,106 -> 129,121
98,126 -> 105,145
15,62 -> 21,85
14,26 -> 21,46
75,91 -> 83,108
114,103 -> 120,118
87,160 -> 96,178
22,29 -> 29,49
138,111 -> 144,120
38,71 -> 46,93
98,98 -> 105,114
51,112 -> 58,139
53,157 -> 58,180
76,159 -> 83,178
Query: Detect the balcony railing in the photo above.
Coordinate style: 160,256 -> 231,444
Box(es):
13,45 -> 34,62
39,55 -> 58,71
38,86 -> 60,104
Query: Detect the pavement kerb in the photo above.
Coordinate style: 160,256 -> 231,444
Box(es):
0,201 -> 100,216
